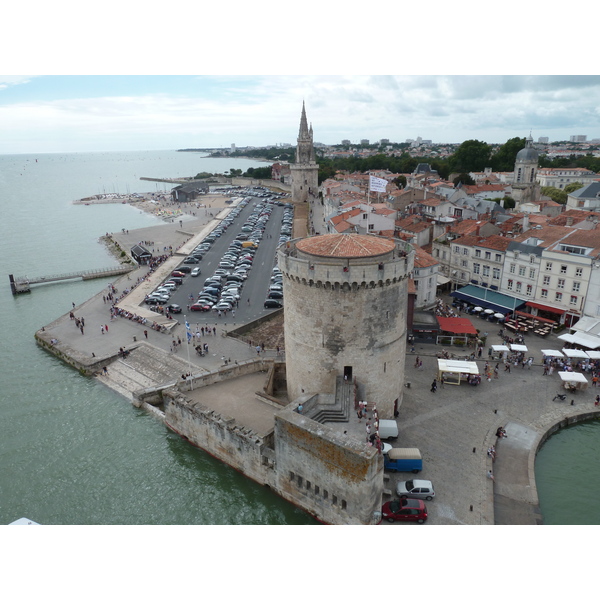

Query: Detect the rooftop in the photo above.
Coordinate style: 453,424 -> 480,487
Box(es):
296,233 -> 396,258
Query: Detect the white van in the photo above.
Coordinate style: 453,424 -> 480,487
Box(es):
378,419 -> 399,440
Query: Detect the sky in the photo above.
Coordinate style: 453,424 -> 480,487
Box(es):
1,4 -> 599,155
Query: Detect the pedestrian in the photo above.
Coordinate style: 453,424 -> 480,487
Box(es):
366,421 -> 371,436
256,345 -> 261,355
494,364 -> 499,379
213,327 -> 216,335
431,379 -> 437,393
595,395 -> 600,407
144,330 -> 148,339
414,356 -> 420,368
81,317 -> 85,327
486,470 -> 495,481
103,366 -> 108,375
104,324 -> 108,333
100,326 -> 104,335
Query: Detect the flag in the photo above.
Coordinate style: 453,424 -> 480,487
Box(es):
369,175 -> 387,193
185,320 -> 192,342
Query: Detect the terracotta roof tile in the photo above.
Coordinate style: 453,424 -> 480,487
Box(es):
297,234 -> 396,258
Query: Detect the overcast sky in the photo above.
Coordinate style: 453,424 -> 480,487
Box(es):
2,4 -> 598,154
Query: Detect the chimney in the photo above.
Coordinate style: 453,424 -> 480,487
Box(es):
566,216 -> 574,226
522,213 -> 530,232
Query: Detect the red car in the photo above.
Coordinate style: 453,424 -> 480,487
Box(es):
190,303 -> 211,312
381,499 -> 428,523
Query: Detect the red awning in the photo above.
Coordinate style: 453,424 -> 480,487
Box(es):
525,301 -> 565,315
436,316 -> 478,335
513,310 -> 556,324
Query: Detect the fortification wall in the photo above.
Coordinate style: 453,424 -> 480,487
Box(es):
164,394 -> 274,485
273,409 -> 384,525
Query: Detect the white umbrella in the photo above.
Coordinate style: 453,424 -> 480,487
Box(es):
484,309 -> 494,314
494,313 -> 505,319
473,306 -> 483,312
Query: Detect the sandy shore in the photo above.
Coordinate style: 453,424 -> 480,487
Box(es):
74,191 -> 232,221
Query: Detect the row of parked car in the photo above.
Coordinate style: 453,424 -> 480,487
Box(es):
191,197 -> 280,312
379,437 -> 435,524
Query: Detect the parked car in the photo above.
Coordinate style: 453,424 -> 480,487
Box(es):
191,267 -> 201,277
267,291 -> 283,299
396,479 -> 435,501
166,304 -> 182,314
176,265 -> 193,273
190,303 -> 211,312
381,499 -> 428,524
264,299 -> 283,309
183,257 -> 199,264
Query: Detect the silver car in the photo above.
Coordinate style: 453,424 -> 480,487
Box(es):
396,479 -> 435,501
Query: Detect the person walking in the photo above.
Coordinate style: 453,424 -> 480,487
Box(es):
431,379 -> 437,393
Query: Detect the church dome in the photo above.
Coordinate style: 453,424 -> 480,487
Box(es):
515,137 -> 538,163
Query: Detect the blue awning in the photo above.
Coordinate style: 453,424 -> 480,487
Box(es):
451,285 -> 525,314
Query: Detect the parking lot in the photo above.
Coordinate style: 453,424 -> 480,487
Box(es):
142,189 -> 292,327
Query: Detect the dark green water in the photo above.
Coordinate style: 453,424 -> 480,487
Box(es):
534,419 -> 600,525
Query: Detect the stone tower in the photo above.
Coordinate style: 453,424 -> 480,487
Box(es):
512,135 -> 541,205
278,233 -> 414,419
290,102 -> 319,209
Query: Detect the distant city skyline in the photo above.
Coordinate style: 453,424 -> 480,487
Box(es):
1,75 -> 600,154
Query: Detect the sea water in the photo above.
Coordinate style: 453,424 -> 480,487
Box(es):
0,150 -> 315,524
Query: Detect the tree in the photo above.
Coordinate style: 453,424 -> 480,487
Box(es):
393,175 -> 407,189
448,140 -> 491,173
491,137 -> 526,172
563,182 -> 584,194
243,166 -> 273,179
453,173 -> 475,186
541,186 -> 567,204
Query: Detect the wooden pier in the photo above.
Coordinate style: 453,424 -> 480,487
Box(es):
9,265 -> 135,294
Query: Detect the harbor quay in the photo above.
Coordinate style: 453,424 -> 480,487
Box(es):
34,208 -> 600,524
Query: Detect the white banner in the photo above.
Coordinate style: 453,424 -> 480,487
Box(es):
369,175 -> 387,193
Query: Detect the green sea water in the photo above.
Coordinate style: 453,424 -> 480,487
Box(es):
0,150 -> 315,524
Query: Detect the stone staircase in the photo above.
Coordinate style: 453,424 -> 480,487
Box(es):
97,342 -> 202,401
308,376 -> 354,424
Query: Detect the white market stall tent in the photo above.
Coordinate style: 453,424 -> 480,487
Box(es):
437,359 -> 480,386
491,344 -> 510,360
541,349 -> 564,358
558,371 -> 589,391
586,351 -> 600,359
562,348 -> 589,359
509,344 -> 528,353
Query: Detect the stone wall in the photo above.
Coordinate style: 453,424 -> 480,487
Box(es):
273,408 -> 384,525
164,393 -> 275,486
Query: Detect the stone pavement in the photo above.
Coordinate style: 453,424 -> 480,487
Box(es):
395,296 -> 600,525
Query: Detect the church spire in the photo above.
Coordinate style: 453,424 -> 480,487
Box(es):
296,102 -> 315,164
298,101 -> 310,140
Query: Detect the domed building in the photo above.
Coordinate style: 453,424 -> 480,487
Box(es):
514,135 -> 539,184
278,233 -> 414,418
512,135 -> 541,205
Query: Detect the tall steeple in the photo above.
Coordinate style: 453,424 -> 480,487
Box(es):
296,101 -> 316,164
290,102 -> 319,210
